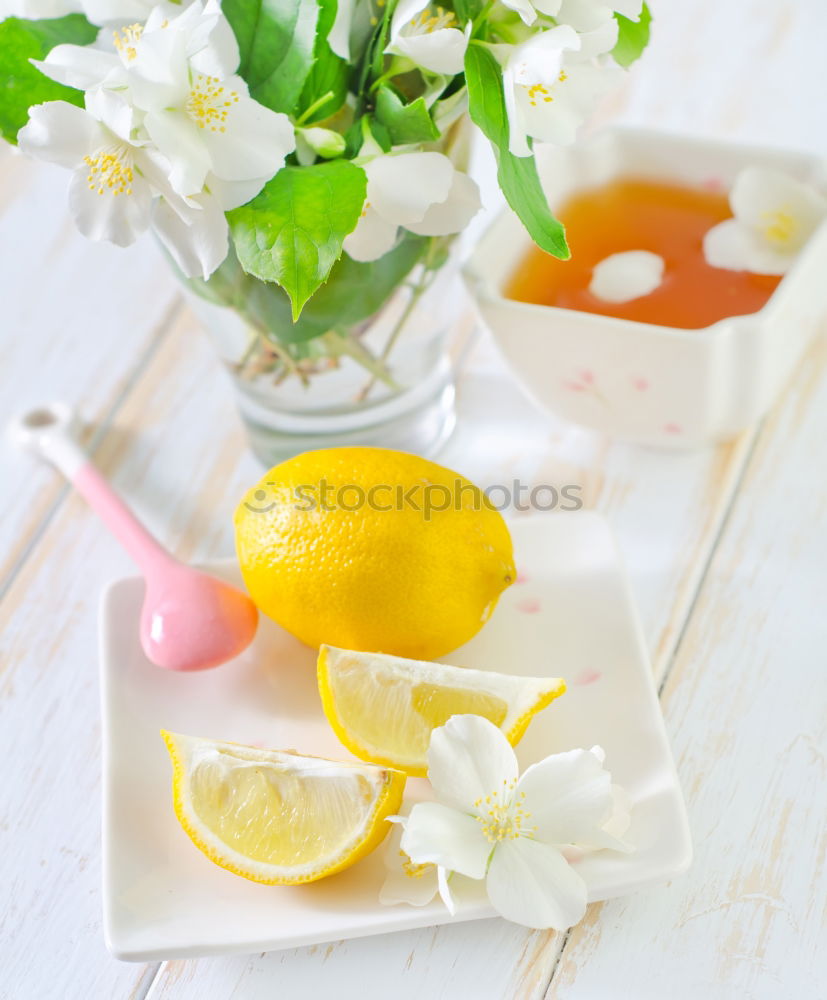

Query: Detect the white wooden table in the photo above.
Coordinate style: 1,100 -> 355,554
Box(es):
2,2 -> 826,997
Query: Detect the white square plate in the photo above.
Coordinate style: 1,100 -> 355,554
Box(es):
100,512 -> 692,961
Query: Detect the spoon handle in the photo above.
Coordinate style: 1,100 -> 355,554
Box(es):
8,403 -> 174,574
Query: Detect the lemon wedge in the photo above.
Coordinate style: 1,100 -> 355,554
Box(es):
161,731 -> 406,884
317,646 -> 566,777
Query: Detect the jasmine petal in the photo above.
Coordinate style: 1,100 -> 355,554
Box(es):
589,250 -> 665,303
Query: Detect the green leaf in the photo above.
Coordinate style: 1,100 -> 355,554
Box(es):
368,117 -> 392,152
297,0 -> 349,123
0,14 -> 97,144
294,233 -> 427,332
254,233 -> 428,342
612,3 -> 652,68
222,0 -> 320,114
184,234 -> 428,346
227,161 -> 367,319
453,0 -> 485,24
464,43 -> 569,260
354,0 -> 392,96
375,86 -> 440,145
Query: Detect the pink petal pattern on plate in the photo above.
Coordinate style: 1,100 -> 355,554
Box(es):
516,598 -> 541,614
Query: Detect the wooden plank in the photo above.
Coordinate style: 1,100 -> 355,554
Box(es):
146,923 -> 561,1000
0,152 -> 179,590
544,336 -> 827,998
0,308 -> 259,1000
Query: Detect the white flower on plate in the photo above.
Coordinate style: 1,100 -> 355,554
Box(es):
37,0 -> 295,202
703,167 -> 827,276
386,0 -> 471,76
343,150 -> 481,262
391,715 -> 632,930
501,26 -> 618,156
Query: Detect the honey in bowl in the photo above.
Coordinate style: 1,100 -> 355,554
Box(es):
505,177 -> 782,330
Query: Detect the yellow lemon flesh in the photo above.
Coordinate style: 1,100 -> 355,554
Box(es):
234,447 -> 517,660
318,645 -> 566,776
162,731 -> 405,884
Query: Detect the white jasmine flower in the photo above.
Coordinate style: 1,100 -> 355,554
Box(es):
18,99 -> 157,248
502,26 -> 617,156
589,250 -> 665,303
395,715 -> 631,930
22,1 -> 294,276
344,151 -> 481,262
387,0 -> 471,76
18,96 -> 235,278
36,1 -> 294,201
703,167 -> 827,275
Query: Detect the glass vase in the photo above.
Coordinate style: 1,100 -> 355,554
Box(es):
182,235 -> 465,467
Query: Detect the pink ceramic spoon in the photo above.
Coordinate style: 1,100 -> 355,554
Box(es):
9,403 -> 258,671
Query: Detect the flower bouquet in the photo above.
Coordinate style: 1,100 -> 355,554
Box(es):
0,0 -> 650,458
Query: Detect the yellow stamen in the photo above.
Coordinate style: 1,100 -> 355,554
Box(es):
113,23 -> 143,62
186,75 -> 240,133
760,207 -> 798,248
526,83 -> 552,108
83,148 -> 134,197
410,6 -> 457,33
475,783 -> 534,843
399,849 -> 431,879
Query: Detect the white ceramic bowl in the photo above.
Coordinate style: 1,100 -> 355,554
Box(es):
464,127 -> 827,448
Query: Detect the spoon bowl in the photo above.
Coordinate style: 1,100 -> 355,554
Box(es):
140,561 -> 259,671
8,403 -> 259,671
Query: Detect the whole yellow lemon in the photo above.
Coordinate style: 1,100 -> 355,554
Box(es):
234,447 -> 516,659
